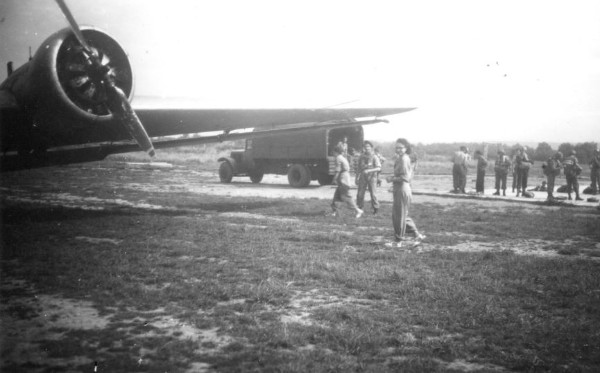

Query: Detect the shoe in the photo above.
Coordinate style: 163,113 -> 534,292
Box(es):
373,208 -> 378,215
576,197 -> 584,201
493,191 -> 500,196
415,233 -> 427,241
355,209 -> 364,218
503,191 -> 506,196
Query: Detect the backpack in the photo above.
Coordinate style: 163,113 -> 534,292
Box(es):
522,191 -> 534,198
564,160 -> 582,177
542,159 -> 560,177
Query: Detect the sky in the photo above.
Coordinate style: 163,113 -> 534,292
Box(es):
1,0 -> 599,144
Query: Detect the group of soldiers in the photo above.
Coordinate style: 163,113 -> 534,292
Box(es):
543,148 -> 600,202
451,145 -> 600,202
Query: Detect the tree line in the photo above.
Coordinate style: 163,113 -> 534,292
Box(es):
372,141 -> 598,165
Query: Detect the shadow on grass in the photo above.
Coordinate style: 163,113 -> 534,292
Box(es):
1,204 -> 143,224
179,200 -> 284,212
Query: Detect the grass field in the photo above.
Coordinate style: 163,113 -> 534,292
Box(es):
1,163 -> 600,372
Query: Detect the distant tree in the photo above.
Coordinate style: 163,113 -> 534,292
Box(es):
507,143 -> 523,158
574,142 -> 598,165
558,142 -> 574,157
534,142 -> 554,161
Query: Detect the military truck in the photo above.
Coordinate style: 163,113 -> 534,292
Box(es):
217,126 -> 363,187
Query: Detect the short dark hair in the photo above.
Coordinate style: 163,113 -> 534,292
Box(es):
334,144 -> 345,154
363,141 -> 373,148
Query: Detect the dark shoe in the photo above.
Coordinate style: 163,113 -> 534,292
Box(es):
373,208 -> 378,215
493,191 -> 500,196
576,197 -> 584,201
503,191 -> 506,196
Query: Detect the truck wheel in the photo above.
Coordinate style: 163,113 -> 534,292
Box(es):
288,164 -> 311,187
219,162 -> 234,183
317,173 -> 334,186
249,171 -> 264,184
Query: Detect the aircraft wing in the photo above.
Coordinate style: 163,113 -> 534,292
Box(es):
135,107 -> 413,137
0,107 -> 413,172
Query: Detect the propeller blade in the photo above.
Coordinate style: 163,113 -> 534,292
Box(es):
55,0 -> 94,55
55,0 -> 154,157
105,84 -> 155,157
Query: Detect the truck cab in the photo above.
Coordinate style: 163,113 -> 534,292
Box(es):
218,126 -> 363,187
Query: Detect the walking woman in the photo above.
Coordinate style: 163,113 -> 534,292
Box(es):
386,138 -> 425,247
331,144 -> 363,218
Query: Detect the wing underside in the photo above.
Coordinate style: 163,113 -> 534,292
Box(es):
135,107 -> 414,138
0,107 -> 414,172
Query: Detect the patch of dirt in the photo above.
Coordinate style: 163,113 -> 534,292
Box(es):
427,235 -> 599,259
1,280 -> 109,370
442,358 -> 508,372
0,279 -> 232,372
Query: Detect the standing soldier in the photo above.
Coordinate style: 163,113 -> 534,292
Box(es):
493,149 -> 511,196
511,151 -> 518,193
356,141 -> 382,214
563,150 -> 583,201
474,150 -> 488,194
544,151 -> 563,201
374,146 -> 386,187
514,147 -> 533,197
590,148 -> 600,195
451,146 -> 469,193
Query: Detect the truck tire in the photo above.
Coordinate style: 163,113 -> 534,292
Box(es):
288,164 -> 311,188
249,171 -> 264,184
317,173 -> 334,186
219,162 -> 234,183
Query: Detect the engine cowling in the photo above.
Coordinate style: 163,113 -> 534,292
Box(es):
6,27 -> 135,150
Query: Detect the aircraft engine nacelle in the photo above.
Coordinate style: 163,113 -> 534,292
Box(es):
8,27 -> 134,149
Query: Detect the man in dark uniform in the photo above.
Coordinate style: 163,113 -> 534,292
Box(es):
563,150 -> 583,200
451,146 -> 469,193
356,141 -> 382,214
590,148 -> 600,194
544,152 -> 563,201
374,147 -> 386,187
493,149 -> 511,196
514,147 -> 533,197
474,150 -> 488,194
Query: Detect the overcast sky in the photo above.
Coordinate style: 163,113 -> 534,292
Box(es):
1,0 -> 599,144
